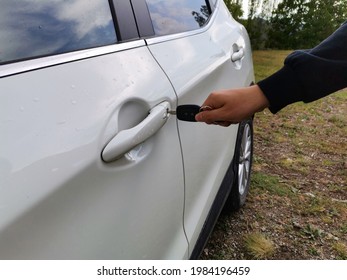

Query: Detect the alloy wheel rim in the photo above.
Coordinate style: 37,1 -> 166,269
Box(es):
238,124 -> 252,195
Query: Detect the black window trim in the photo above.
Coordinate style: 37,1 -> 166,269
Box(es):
109,0 -> 140,41
131,0 -> 155,38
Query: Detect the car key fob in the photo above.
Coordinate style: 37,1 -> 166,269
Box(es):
176,105 -> 201,122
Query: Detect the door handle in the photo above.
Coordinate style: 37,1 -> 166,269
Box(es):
102,101 -> 170,162
231,47 -> 244,62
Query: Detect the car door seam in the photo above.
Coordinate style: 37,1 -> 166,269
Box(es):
146,45 -> 190,253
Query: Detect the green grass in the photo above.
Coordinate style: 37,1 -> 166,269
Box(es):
253,50 -> 292,82
251,172 -> 294,197
251,50 -> 347,258
333,242 -> 347,260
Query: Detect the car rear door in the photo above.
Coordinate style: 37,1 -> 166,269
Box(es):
0,0 -> 187,259
142,0 -> 255,254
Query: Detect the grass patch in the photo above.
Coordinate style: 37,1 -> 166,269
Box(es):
328,116 -> 345,128
253,50 -> 292,82
244,232 -> 275,259
340,224 -> 347,235
300,224 -> 324,240
333,242 -> 347,260
304,197 -> 327,216
279,156 -> 310,175
251,172 -> 293,197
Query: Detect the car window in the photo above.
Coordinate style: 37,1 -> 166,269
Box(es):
0,0 -> 117,65
145,0 -> 212,36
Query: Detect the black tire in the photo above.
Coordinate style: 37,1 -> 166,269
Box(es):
223,118 -> 253,213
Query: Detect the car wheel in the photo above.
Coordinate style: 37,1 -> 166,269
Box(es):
223,118 -> 253,213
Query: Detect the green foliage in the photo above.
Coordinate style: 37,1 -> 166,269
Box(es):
223,0 -> 244,20
224,0 -> 347,50
301,224 -> 324,240
268,0 -> 347,49
246,17 -> 271,50
251,172 -> 293,197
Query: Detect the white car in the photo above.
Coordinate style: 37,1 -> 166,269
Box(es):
0,0 -> 254,259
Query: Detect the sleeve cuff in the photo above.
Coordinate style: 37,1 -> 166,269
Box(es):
257,65 -> 304,114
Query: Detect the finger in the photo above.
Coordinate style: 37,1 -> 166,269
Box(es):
195,110 -> 233,126
200,92 -> 225,109
195,111 -> 208,122
195,108 -> 226,123
195,111 -> 216,124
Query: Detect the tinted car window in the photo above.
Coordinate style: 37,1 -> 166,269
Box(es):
0,0 -> 117,65
146,0 -> 211,36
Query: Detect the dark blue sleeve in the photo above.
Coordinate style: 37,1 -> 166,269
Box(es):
257,21 -> 347,113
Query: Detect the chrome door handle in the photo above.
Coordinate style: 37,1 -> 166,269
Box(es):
231,47 -> 244,62
101,101 -> 170,162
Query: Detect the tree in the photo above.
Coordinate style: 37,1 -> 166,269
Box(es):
300,0 -> 347,47
268,0 -> 347,49
223,0 -> 281,49
223,0 -> 244,21
192,5 -> 210,27
246,0 -> 276,49
267,0 -> 307,49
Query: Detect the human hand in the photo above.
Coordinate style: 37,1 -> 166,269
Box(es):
195,85 -> 269,126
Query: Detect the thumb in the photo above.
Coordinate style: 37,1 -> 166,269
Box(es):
195,111 -> 204,122
195,109 -> 222,124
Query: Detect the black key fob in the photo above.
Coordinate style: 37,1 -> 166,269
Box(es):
176,105 -> 201,122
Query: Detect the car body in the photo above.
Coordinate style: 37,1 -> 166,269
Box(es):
0,0 -> 254,259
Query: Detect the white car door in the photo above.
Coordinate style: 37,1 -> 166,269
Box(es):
145,0 -> 254,254
0,0 -> 187,259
